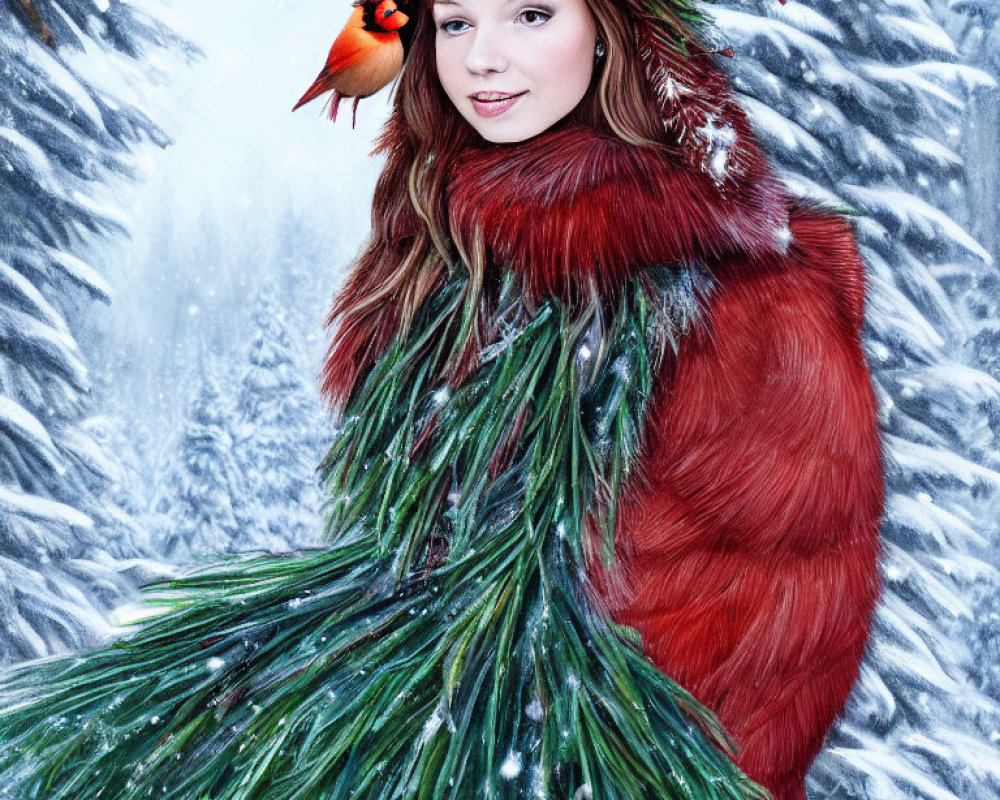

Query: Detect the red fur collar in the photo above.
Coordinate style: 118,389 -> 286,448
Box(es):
446,124 -> 789,301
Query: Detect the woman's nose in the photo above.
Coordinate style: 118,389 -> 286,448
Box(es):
464,26 -> 508,74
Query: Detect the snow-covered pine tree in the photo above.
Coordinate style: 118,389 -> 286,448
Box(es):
709,1 -> 1000,797
937,0 -> 1000,740
0,0 -> 181,663
270,208 -> 318,319
85,415 -> 155,525
230,288 -> 327,552
922,0 -> 1000,439
948,0 -> 1000,260
939,2 -> 1000,404
151,365 -> 245,561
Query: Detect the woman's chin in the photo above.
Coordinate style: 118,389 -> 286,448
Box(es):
468,121 -> 536,145
467,118 -> 566,145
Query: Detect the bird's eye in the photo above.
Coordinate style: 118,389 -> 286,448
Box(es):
517,8 -> 551,25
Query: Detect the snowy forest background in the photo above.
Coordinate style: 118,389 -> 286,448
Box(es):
1,0 -> 999,797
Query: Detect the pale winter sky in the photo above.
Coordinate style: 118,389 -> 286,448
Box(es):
93,0 -> 392,430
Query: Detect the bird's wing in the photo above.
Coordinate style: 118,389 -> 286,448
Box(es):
323,25 -> 397,76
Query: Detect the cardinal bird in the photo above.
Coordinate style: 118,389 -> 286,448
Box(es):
293,0 -> 413,127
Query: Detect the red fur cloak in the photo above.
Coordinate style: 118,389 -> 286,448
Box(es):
439,123 -> 884,800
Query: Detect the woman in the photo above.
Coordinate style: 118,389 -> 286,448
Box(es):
0,0 -> 882,798
323,0 -> 884,796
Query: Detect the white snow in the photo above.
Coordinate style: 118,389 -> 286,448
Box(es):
25,41 -> 107,133
69,190 -> 129,231
0,126 -> 55,189
881,541 -> 972,619
711,8 -> 875,101
0,486 -> 92,529
0,259 -> 68,333
499,751 -> 522,780
875,14 -> 958,56
843,184 -> 993,263
44,248 -> 114,302
888,493 -> 988,551
0,396 -> 57,461
420,702 -> 446,743
771,2 -> 843,41
886,434 -> 1000,490
738,98 -> 826,163
907,135 -> 962,167
109,601 -> 173,627
827,741 -> 964,800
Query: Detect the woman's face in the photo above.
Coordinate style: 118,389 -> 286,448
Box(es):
432,0 -> 598,143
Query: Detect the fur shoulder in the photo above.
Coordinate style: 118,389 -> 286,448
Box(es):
785,203 -> 868,332
446,125 -> 790,302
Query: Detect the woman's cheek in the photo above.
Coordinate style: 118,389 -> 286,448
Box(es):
537,26 -> 594,98
434,39 -> 464,105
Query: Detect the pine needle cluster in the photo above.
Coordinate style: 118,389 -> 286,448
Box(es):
0,272 -> 764,800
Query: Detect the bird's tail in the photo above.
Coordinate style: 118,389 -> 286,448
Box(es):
292,69 -> 334,112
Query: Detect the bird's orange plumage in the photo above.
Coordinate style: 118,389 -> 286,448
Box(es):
293,2 -> 407,123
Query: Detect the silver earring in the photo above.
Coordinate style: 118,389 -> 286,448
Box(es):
595,40 -> 605,58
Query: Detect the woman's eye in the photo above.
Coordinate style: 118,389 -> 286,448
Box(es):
439,19 -> 470,34
517,8 -> 551,25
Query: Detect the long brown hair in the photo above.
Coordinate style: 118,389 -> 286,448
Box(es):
320,0 -> 690,410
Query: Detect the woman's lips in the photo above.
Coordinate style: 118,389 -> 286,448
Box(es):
469,91 -> 527,118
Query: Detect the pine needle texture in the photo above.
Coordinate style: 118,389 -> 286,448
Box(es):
0,271 -> 765,800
